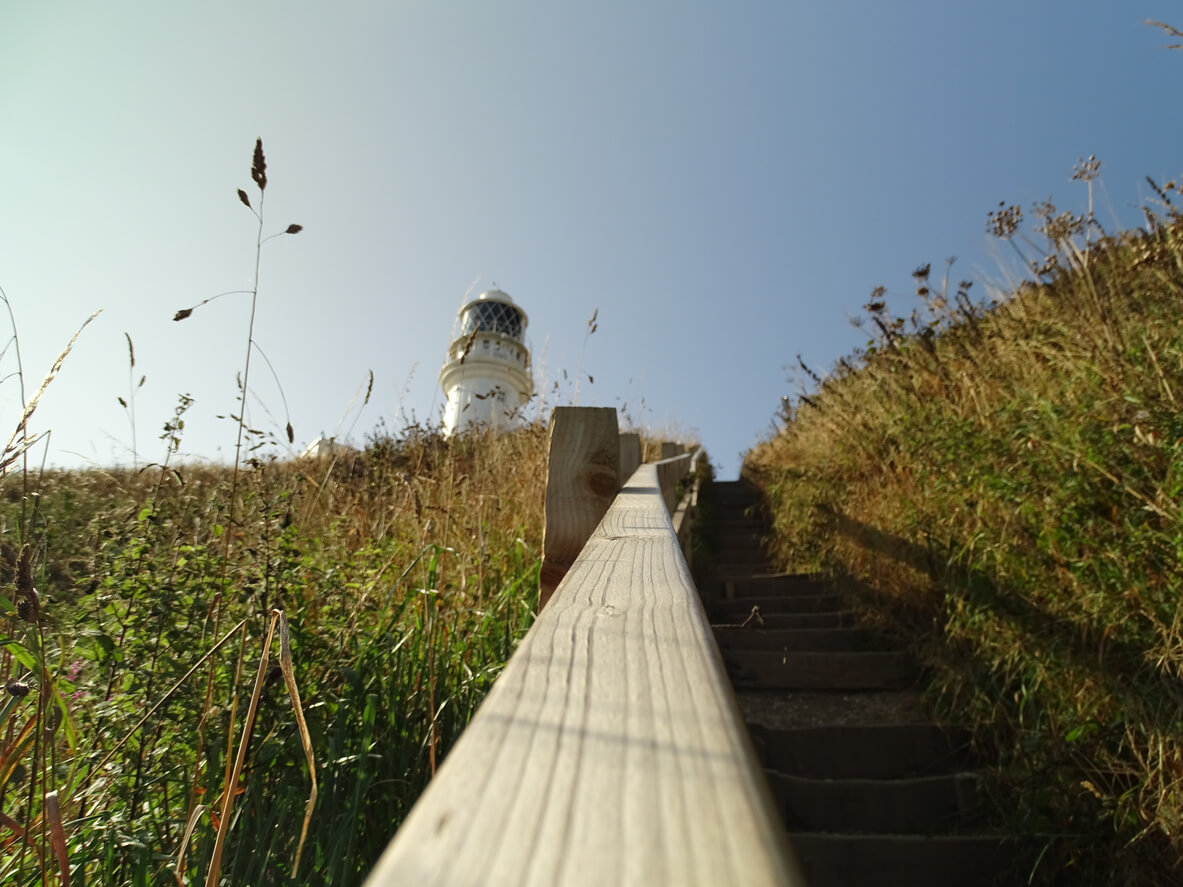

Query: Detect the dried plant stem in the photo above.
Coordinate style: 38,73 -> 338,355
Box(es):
173,803 -> 207,886
44,791 -> 68,887
1142,334 -> 1176,407
204,609 -> 279,887
278,613 -> 316,873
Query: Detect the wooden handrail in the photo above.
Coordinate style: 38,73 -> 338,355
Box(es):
539,407 -> 621,610
364,408 -> 800,886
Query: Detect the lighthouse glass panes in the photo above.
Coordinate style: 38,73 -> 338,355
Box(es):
460,300 -> 525,342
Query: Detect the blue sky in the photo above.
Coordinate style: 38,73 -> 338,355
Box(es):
2,2 -> 1182,478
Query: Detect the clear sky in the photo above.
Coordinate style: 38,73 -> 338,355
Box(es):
3,2 -> 1182,479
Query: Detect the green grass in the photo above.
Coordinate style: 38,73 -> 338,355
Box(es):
0,141 -> 561,885
746,171 -> 1183,883
0,139 -> 693,885
1,423 -> 547,885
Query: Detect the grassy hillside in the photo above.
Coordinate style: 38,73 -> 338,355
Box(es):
0,424 -> 547,885
0,140 -> 691,885
745,173 -> 1183,882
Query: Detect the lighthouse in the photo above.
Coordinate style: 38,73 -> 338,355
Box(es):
440,289 -> 533,436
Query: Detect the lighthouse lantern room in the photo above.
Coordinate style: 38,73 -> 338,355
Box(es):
440,289 -> 533,436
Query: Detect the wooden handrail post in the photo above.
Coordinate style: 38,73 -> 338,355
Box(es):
618,431 -> 642,484
660,441 -> 683,460
672,449 -> 702,565
655,446 -> 693,516
363,454 -> 800,886
539,406 -> 619,610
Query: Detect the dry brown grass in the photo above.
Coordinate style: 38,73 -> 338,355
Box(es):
746,188 -> 1183,881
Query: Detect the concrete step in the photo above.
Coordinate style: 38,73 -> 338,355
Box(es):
713,627 -> 873,653
747,723 -> 976,779
723,650 -> 915,691
768,770 -> 981,833
786,833 -> 1018,887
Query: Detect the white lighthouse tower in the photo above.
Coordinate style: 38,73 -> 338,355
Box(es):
440,289 -> 533,436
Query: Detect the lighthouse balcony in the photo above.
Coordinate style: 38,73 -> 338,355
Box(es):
446,335 -> 530,368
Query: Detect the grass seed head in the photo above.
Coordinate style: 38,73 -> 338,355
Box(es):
251,138 -> 267,191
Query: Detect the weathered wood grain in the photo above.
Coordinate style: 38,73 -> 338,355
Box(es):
364,463 -> 801,887
539,406 -> 620,609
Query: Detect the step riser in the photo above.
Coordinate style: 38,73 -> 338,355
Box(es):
712,523 -> 765,533
747,724 -> 976,779
786,834 -> 1017,887
714,611 -> 857,630
724,651 -> 915,691
709,595 -> 845,619
713,513 -> 762,521
713,628 -> 872,653
711,551 -> 773,562
712,538 -> 765,548
701,584 -> 833,604
712,553 -> 769,564
701,487 -> 1006,875
767,771 -> 980,833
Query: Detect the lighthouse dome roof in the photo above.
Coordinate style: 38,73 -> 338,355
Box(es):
478,288 -> 514,304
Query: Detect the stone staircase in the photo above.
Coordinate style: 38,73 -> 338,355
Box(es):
698,480 -> 1022,886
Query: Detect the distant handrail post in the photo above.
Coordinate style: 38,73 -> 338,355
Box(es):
671,448 -> 702,563
539,406 -> 619,610
618,431 -> 642,484
655,442 -> 690,515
